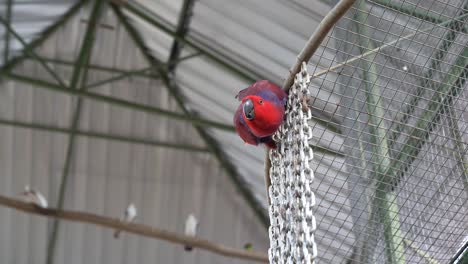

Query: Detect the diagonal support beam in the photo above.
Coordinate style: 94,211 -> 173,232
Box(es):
0,16 -> 67,87
111,4 -> 270,228
167,51 -> 202,67
122,0 -> 258,82
3,0 -> 13,63
0,0 -> 86,73
85,66 -> 156,89
167,0 -> 196,73
46,1 -> 105,263
0,118 -> 209,152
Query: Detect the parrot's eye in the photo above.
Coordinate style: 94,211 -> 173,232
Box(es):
243,99 -> 255,120
259,99 -> 263,105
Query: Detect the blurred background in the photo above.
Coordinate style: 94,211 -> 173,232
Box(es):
0,0 -> 467,263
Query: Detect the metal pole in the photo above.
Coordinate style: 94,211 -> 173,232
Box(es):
6,73 -> 235,131
3,0 -> 13,63
0,118 -> 209,152
355,1 -> 406,262
46,1 -> 105,263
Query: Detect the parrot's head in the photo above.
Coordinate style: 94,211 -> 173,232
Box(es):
242,95 -> 270,121
241,95 -> 285,137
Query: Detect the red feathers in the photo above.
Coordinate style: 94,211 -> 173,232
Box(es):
233,80 -> 287,149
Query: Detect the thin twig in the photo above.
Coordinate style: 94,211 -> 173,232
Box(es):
265,0 -> 356,205
0,195 -> 268,263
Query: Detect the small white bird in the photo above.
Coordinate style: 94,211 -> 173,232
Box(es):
184,214 -> 199,251
114,203 -> 137,238
20,185 -> 48,208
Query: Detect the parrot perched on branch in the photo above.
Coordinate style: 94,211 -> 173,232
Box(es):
233,80 -> 287,149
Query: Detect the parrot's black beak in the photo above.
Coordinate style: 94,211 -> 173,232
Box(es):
243,99 -> 255,120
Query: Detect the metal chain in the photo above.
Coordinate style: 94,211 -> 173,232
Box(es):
268,62 -> 317,264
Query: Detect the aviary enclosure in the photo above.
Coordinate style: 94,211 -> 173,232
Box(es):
0,0 -> 467,263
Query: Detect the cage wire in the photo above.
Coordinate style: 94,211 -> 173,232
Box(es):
269,0 -> 468,263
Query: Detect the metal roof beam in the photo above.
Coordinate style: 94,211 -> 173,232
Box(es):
85,66 -> 157,89
23,54 -> 201,80
0,118 -> 209,152
0,0 -> 86,73
122,1 -> 259,83
168,51 -> 202,67
5,73 -> 235,131
3,0 -> 12,63
167,0 -> 196,73
25,56 -> 161,79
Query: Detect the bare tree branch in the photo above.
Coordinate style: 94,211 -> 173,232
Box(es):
0,195 -> 268,263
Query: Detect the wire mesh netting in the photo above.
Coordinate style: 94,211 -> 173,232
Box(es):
295,0 -> 468,263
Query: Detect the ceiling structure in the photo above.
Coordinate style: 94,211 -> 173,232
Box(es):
4,0 -> 466,263
0,0 -> 352,263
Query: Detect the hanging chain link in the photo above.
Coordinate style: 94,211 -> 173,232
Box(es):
268,62 -> 317,264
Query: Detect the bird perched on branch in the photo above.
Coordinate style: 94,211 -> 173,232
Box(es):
244,242 -> 253,251
234,80 -> 287,149
20,185 -> 48,208
114,203 -> 137,238
184,214 -> 199,251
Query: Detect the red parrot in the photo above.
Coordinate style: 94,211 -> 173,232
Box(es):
233,80 -> 287,149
